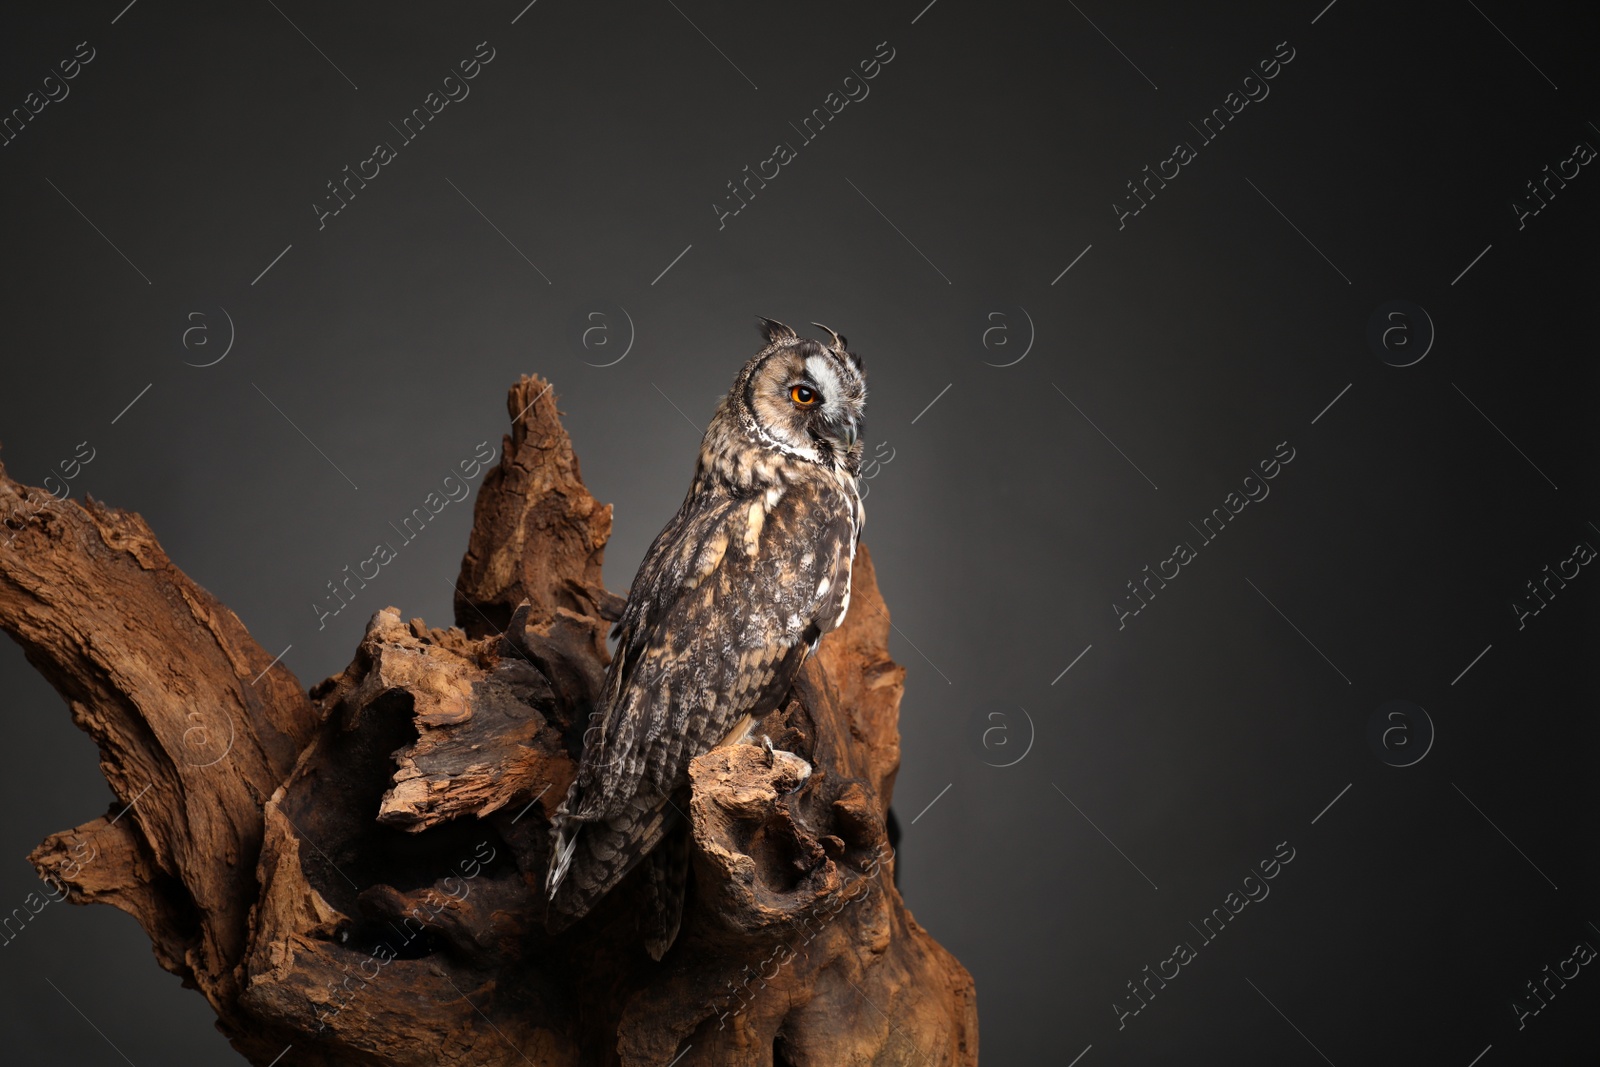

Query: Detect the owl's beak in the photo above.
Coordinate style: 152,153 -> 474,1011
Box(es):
820,410 -> 859,451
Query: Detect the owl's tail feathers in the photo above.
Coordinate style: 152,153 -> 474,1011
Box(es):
545,794 -> 681,935
641,817 -> 690,960
545,821 -> 582,900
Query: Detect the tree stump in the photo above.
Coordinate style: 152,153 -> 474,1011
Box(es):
0,376 -> 978,1066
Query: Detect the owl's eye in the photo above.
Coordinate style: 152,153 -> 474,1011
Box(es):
789,384 -> 819,407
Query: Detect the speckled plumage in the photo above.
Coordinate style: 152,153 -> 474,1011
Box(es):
546,319 -> 867,956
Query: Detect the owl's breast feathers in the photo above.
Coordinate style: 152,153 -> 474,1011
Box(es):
546,435 -> 861,930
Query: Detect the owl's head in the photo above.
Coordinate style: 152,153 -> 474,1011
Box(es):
734,317 -> 867,473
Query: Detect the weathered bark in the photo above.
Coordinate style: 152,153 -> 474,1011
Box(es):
1,375 -> 978,1066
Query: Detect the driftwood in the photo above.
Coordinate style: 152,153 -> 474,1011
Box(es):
0,375 -> 978,1066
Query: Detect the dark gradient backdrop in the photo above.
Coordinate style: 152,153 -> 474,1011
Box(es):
2,1 -> 1596,1063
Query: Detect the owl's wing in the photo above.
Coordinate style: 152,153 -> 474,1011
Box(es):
598,484 -> 855,802
547,481 -> 855,921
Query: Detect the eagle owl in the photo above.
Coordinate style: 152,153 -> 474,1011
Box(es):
545,318 -> 867,957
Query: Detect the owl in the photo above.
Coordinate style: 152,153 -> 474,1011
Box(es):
545,317 -> 867,957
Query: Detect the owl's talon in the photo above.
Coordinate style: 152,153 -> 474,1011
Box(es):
761,734 -> 776,767
765,744 -> 812,793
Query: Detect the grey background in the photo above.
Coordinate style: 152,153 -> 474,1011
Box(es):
1,0 -> 1596,1063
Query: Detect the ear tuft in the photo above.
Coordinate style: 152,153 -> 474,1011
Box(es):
756,317 -> 798,344
810,322 -> 849,353
811,322 -> 861,371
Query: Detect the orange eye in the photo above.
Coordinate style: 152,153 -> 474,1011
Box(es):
790,384 -> 819,407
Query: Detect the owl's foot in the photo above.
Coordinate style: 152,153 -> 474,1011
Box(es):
759,734 -> 812,793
